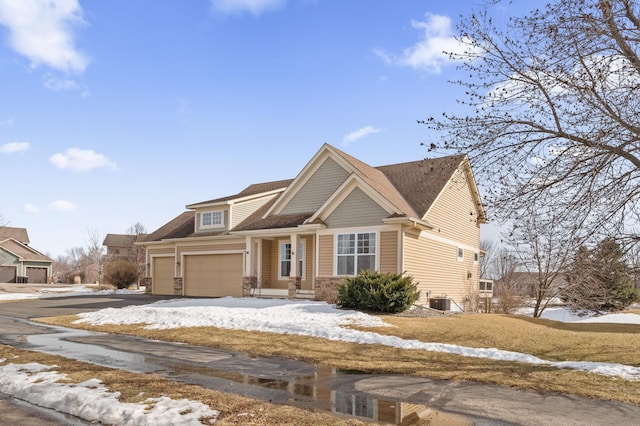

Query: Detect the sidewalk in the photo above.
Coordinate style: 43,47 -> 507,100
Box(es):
0,282 -> 81,294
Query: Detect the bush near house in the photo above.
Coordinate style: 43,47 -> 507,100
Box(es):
337,271 -> 420,313
104,259 -> 140,289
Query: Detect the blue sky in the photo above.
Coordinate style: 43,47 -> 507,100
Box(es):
0,0 -> 537,258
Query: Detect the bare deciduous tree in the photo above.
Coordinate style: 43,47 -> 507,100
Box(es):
424,0 -> 640,243
505,202 -> 588,317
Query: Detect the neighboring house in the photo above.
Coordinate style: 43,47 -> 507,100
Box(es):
495,271 -> 567,297
103,233 -> 147,264
0,226 -> 53,283
141,144 -> 487,311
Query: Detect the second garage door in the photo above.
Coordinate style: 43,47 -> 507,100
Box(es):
26,267 -> 48,284
184,253 -> 243,297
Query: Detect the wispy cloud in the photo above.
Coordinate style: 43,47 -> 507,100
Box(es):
0,141 -> 30,153
374,13 -> 471,74
342,126 -> 382,146
210,0 -> 287,16
23,203 -> 40,214
0,0 -> 89,73
0,118 -> 14,127
49,148 -> 118,172
48,200 -> 77,212
42,74 -> 88,96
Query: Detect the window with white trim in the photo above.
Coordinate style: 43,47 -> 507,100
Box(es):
201,211 -> 223,228
457,247 -> 464,261
474,251 -> 479,263
337,232 -> 376,275
279,241 -> 304,279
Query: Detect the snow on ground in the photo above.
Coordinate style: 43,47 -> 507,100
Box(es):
0,286 -> 143,301
519,306 -> 640,324
74,297 -> 640,381
0,360 -> 218,425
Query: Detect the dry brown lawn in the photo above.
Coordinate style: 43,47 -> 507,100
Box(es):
36,311 -> 640,406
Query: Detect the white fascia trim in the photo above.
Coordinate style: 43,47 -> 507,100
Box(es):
418,229 -> 480,252
383,216 -> 434,230
157,235 -> 244,243
306,174 -> 400,223
186,188 -> 285,210
264,148 -> 333,217
231,227 -> 304,237
264,144 -> 363,218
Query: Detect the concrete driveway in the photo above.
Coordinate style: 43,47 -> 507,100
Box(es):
2,294 -> 640,425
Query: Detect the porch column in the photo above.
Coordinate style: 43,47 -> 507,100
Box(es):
243,236 -> 256,297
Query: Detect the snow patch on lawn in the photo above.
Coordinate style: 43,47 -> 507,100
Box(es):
0,362 -> 218,425
74,297 -> 640,381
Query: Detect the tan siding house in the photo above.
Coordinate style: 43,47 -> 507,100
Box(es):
141,143 -> 486,311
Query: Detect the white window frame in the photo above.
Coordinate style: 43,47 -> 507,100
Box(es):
457,247 -> 464,262
336,231 -> 377,276
201,210 -> 224,228
279,240 -> 305,280
473,251 -> 479,264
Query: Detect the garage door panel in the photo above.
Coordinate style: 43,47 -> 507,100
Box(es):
0,266 -> 17,283
184,253 -> 242,297
26,267 -> 47,284
153,257 -> 175,295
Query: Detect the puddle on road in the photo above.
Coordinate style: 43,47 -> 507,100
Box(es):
20,324 -> 475,425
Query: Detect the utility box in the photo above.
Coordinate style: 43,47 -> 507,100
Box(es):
429,297 -> 450,311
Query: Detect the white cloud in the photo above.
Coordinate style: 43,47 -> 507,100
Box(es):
48,200 -> 77,212
0,0 -> 89,73
0,141 -> 30,153
342,126 -> 382,146
375,13 -> 473,74
49,148 -> 118,172
23,203 -> 40,214
211,0 -> 286,16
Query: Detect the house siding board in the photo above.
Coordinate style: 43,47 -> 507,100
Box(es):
261,240 -> 272,288
176,242 -> 245,257
148,248 -> 174,256
379,231 -> 398,274
280,157 -> 349,215
424,166 -> 481,247
318,234 -> 334,276
232,195 -> 276,229
404,231 -> 469,305
325,188 -> 388,229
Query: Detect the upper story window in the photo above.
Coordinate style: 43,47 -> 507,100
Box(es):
474,251 -> 479,263
337,232 -> 376,276
201,211 -> 223,228
457,247 -> 464,262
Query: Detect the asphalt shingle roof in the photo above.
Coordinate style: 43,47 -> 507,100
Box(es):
0,226 -> 29,244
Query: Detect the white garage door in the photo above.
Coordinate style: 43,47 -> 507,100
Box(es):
153,257 -> 175,295
184,253 -> 243,297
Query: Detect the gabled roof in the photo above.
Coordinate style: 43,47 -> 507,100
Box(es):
144,144 -> 486,241
376,155 -> 467,218
0,238 -> 52,262
103,234 -> 137,247
187,179 -> 292,208
0,226 -> 29,244
144,211 -> 195,242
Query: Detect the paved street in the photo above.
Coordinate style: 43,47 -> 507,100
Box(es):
2,293 -> 640,425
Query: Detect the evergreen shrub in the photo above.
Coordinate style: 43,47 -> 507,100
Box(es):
337,270 -> 420,313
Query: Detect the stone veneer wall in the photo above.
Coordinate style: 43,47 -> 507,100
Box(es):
288,277 -> 301,299
173,277 -> 183,295
242,276 -> 257,297
142,277 -> 152,294
314,277 -> 345,303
